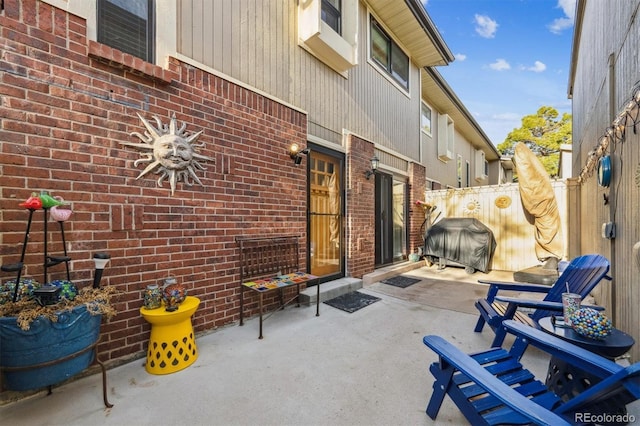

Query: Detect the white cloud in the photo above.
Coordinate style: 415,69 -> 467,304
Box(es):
474,14 -> 498,38
548,0 -> 576,34
492,112 -> 522,121
455,53 -> 467,61
527,61 -> 547,72
558,0 -> 576,19
489,59 -> 511,71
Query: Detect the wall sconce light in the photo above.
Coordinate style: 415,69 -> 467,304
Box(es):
289,143 -> 310,165
365,156 -> 379,180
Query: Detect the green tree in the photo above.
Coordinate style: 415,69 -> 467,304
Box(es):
497,106 -> 572,178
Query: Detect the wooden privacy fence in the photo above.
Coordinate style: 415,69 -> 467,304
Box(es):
423,180 -> 578,272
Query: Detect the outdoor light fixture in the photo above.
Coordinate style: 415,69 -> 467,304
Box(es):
289,143 -> 310,165
93,252 -> 111,289
365,156 -> 379,180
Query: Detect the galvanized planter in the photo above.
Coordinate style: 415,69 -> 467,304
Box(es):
0,304 -> 101,391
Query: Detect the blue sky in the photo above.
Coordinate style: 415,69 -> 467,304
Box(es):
423,0 -> 576,146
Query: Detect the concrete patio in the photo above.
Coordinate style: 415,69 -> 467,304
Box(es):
0,264 -> 637,425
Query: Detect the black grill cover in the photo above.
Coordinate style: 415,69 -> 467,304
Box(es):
424,218 -> 496,273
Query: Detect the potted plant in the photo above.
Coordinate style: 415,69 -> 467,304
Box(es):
0,193 -> 118,397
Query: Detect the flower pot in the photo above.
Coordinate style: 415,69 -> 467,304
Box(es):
0,304 -> 101,391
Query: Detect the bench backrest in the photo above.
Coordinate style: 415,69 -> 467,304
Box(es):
236,236 -> 301,283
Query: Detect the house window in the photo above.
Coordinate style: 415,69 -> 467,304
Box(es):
321,0 -> 341,35
370,18 -> 409,90
457,155 -> 462,188
97,0 -> 154,63
421,102 -> 432,136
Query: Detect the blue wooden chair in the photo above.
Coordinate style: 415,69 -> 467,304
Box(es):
474,254 -> 611,347
424,320 -> 640,425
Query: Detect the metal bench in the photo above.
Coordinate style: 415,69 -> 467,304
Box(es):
237,236 -> 318,339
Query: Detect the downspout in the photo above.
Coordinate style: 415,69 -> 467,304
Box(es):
607,53 -> 617,325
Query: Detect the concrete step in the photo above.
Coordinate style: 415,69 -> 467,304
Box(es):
361,260 -> 425,286
300,277 -> 362,305
299,260 -> 425,306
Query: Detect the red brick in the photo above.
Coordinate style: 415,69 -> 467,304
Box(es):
0,0 -> 315,368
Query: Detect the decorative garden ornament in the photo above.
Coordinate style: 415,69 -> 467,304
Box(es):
162,278 -> 186,312
50,196 -> 73,222
122,113 -> 214,195
38,191 -> 69,209
19,192 -> 42,210
143,284 -> 162,310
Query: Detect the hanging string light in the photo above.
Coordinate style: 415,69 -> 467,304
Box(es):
578,80 -> 640,183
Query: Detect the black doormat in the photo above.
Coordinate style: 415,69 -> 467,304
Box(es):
323,291 -> 381,313
381,275 -> 421,288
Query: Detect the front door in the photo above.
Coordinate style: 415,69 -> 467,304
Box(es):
375,172 -> 407,266
308,148 -> 344,282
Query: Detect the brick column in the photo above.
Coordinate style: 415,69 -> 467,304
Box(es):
345,134 -> 375,278
408,162 -> 427,255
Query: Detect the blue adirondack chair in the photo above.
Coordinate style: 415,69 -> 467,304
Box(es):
424,320 -> 640,425
474,254 -> 611,347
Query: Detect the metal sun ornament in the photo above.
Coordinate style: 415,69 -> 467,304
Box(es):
463,199 -> 481,215
122,113 -> 213,195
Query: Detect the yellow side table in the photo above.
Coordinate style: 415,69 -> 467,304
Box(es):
140,296 -> 200,375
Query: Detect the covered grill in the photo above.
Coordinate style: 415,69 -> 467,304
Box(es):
423,218 -> 496,273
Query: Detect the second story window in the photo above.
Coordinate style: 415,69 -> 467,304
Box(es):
321,0 -> 341,34
421,102 -> 432,136
97,0 -> 154,63
370,18 -> 409,90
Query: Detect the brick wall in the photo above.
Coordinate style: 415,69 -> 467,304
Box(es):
345,134 -> 375,278
408,162 -> 427,254
0,0 -> 308,364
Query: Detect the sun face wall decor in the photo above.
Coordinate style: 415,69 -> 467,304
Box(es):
121,114 -> 214,196
463,199 -> 481,215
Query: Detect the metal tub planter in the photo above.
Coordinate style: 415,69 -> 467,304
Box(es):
1,193 -> 114,406
0,304 -> 101,392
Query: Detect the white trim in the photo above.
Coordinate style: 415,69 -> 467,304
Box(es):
437,113 -> 454,161
309,133 -> 346,153
366,8 -> 411,98
420,100 -> 433,137
474,149 -> 488,181
173,53 -> 307,116
342,130 -> 415,166
377,164 -> 408,178
297,0 -> 358,74
341,130 -> 412,178
155,0 -> 177,69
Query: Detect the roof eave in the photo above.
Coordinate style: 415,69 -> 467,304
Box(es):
567,0 -> 586,99
404,0 -> 455,65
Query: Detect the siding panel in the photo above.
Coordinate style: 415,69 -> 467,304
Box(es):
571,0 -> 640,361
177,0 -> 422,161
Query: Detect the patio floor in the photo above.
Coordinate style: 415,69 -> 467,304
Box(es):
1,264 -> 637,425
